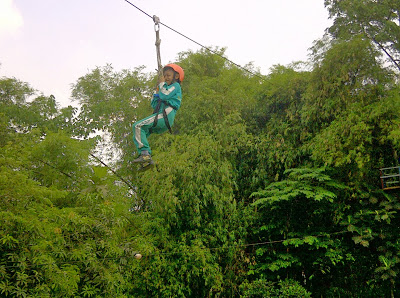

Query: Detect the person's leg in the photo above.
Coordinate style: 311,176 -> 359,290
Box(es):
132,108 -> 176,162
132,113 -> 158,156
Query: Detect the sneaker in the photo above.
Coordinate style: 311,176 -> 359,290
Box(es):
133,154 -> 152,164
138,160 -> 155,172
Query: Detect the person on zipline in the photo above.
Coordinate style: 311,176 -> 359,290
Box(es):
132,64 -> 184,170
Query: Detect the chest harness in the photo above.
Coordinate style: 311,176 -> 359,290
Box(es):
149,94 -> 175,134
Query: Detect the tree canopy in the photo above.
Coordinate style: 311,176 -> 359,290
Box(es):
1,2 -> 400,297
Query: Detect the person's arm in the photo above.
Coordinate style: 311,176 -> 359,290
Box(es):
149,71 -> 165,111
151,92 -> 159,110
151,81 -> 163,110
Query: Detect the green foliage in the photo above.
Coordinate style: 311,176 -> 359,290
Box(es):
249,168 -> 348,295
309,94 -> 400,185
2,5 -> 400,295
325,0 -> 400,71
0,146 -> 141,296
29,131 -> 93,191
240,278 -> 311,297
255,65 -> 309,130
71,64 -> 152,139
303,36 -> 392,133
124,132 -> 249,296
0,77 -> 78,135
175,47 -> 262,135
0,77 -> 34,104
252,168 -> 342,206
250,166 -> 400,296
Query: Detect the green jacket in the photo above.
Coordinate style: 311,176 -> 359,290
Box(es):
151,82 -> 182,111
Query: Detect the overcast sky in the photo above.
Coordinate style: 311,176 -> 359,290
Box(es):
1,0 -> 332,107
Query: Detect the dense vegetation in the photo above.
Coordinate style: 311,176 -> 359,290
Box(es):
1,1 -> 400,296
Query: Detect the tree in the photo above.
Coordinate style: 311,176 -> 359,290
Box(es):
303,36 -> 392,133
0,77 -> 78,135
2,28 -> 400,295
127,132 -> 250,296
174,47 -> 262,135
325,0 -> 400,71
0,75 -> 143,297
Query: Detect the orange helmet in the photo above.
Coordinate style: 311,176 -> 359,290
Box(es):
164,63 -> 184,82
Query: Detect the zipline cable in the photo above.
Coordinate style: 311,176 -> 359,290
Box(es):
123,0 -> 266,81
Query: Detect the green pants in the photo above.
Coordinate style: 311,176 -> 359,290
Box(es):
132,107 -> 176,155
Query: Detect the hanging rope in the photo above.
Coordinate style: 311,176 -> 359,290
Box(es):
153,15 -> 163,77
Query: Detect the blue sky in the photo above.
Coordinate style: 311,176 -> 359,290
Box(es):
1,0 -> 332,107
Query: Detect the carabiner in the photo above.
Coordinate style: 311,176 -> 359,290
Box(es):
153,15 -> 160,32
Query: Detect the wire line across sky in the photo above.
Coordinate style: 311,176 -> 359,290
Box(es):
122,0 -> 266,80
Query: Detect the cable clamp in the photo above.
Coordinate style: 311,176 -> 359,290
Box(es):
153,15 -> 160,32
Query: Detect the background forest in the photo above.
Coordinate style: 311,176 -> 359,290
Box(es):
1,1 -> 400,297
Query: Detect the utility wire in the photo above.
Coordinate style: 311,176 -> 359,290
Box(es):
89,153 -> 136,191
123,0 -> 266,81
37,159 -> 74,179
143,230 -> 351,257
0,231 -> 352,269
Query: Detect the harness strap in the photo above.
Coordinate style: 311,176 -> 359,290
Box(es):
162,106 -> 173,133
149,99 -> 174,134
150,99 -> 162,130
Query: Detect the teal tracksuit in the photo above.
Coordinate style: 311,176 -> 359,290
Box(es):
132,81 -> 182,155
